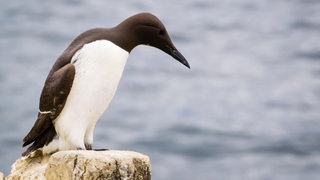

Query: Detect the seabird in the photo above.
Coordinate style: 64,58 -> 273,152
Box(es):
22,12 -> 190,156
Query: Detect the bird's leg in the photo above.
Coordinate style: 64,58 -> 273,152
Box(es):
85,143 -> 93,150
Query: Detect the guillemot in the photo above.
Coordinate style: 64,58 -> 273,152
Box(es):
22,12 -> 190,156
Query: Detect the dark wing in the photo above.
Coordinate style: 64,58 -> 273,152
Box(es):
22,63 -> 75,156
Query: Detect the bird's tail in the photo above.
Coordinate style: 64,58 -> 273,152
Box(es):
22,125 -> 57,156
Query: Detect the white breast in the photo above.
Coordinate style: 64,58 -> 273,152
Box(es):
53,40 -> 129,151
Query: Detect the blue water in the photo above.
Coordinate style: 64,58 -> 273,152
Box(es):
1,0 -> 320,179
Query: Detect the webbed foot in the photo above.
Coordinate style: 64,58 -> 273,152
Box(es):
94,148 -> 109,151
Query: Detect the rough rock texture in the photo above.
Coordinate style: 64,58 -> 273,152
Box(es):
6,150 -> 151,180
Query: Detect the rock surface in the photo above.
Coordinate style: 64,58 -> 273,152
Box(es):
0,172 -> 4,180
6,150 -> 151,180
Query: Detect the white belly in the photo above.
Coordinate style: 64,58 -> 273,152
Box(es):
52,40 -> 128,151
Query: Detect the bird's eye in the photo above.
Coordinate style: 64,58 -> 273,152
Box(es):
159,29 -> 164,35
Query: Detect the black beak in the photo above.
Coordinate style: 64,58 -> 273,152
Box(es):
171,49 -> 190,69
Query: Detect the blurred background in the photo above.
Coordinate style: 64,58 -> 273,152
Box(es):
1,0 -> 320,179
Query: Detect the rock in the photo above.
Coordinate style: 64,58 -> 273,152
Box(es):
0,171 -> 4,180
6,150 -> 151,180
7,149 -> 50,179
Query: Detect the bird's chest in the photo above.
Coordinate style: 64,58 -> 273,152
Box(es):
64,40 -> 129,119
72,40 -> 129,85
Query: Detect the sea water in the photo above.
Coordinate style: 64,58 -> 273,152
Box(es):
1,0 -> 320,179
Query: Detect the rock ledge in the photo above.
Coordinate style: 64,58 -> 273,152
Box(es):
6,150 -> 151,180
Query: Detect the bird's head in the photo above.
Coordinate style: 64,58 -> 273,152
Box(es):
113,12 -> 190,68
